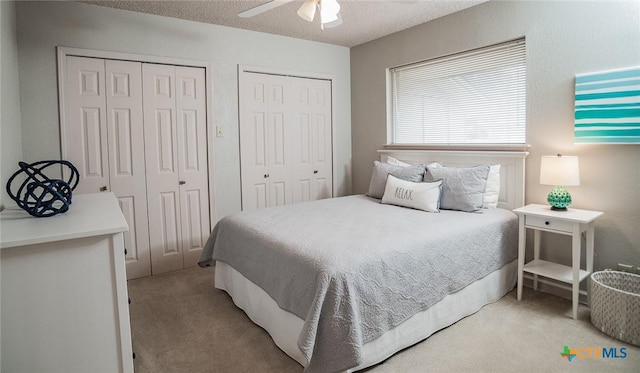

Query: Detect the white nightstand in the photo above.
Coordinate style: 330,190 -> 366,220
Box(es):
513,204 -> 603,319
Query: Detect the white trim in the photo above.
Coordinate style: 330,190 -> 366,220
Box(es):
56,46 -> 216,225
57,47 -> 210,68
385,68 -> 394,144
237,64 -> 337,198
239,64 -> 334,82
383,144 -> 531,152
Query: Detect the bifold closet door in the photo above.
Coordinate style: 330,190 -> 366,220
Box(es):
63,57 -> 109,195
240,72 -> 333,211
289,77 -> 332,203
142,63 -> 210,274
240,72 -> 293,211
63,56 -> 151,279
175,66 -> 210,267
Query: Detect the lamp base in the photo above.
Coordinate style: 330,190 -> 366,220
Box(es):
550,206 -> 568,211
547,185 -> 572,210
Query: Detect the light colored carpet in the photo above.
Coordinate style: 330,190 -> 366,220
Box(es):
128,266 -> 640,372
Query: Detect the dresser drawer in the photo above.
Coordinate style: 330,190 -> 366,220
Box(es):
525,215 -> 574,233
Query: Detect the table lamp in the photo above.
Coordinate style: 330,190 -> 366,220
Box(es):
539,154 -> 580,210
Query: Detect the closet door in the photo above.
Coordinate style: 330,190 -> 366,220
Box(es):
309,78 -> 332,200
63,56 -> 109,195
63,57 -> 151,279
240,72 -> 333,210
143,64 -> 210,274
240,73 -> 292,211
290,77 -> 333,203
105,60 -> 151,279
143,63 -> 183,274
63,55 -> 210,277
175,66 -> 210,267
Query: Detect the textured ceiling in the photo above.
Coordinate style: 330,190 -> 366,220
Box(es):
84,0 -> 487,47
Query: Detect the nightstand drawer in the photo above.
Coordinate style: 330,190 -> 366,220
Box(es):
525,215 -> 573,233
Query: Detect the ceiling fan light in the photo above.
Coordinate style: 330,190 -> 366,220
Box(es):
320,0 -> 340,24
297,0 -> 317,22
321,0 -> 340,14
320,13 -> 338,25
322,13 -> 342,29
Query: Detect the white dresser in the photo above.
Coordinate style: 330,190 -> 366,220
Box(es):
1,192 -> 134,373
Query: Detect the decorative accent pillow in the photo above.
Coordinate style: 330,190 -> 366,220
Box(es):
425,164 -> 490,212
483,164 -> 501,209
381,175 -> 442,213
367,161 -> 425,199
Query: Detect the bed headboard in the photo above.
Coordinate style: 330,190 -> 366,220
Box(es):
378,149 -> 528,211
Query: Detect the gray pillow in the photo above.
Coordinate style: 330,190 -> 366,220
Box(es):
425,165 -> 490,212
367,161 -> 425,199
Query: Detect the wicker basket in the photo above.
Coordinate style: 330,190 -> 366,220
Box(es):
590,270 -> 640,346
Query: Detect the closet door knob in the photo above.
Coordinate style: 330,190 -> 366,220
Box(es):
313,170 -> 318,174
179,181 -> 186,185
264,174 -> 269,178
100,186 -> 108,192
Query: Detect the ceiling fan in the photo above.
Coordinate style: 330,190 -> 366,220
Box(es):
239,0 -> 342,30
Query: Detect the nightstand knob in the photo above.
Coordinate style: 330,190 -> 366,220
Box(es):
545,221 -> 550,225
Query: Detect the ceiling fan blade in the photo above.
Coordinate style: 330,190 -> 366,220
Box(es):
322,14 -> 342,29
238,0 -> 295,18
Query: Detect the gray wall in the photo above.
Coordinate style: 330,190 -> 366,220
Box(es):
1,0 -> 23,209
351,1 -> 640,272
13,1 -> 351,221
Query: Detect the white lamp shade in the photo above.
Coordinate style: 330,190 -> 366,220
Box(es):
320,0 -> 340,24
297,0 -> 317,22
540,155 -> 580,186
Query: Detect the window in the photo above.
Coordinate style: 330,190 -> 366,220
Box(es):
389,39 -> 526,145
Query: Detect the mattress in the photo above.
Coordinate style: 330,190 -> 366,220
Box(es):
215,259 -> 517,371
200,195 -> 518,372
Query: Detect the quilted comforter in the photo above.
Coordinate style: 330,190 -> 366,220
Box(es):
199,195 -> 518,373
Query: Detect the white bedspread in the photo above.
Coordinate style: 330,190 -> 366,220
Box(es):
199,195 -> 518,373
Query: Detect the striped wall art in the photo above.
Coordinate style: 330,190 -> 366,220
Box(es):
574,66 -> 640,144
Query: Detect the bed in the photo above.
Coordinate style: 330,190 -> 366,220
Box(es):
199,149 -> 528,373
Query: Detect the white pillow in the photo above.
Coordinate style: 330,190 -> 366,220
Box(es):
483,164 -> 501,209
381,175 -> 442,213
386,156 -> 412,167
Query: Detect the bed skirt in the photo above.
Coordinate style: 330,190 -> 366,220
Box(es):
214,259 -> 517,371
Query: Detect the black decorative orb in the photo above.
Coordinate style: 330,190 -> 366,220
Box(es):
6,160 -> 79,217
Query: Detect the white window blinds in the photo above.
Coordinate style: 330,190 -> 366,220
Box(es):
390,39 -> 526,145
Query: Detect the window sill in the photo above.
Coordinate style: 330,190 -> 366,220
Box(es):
383,144 -> 531,152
